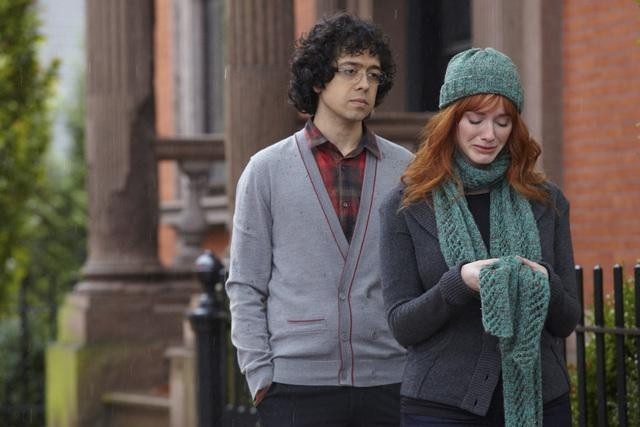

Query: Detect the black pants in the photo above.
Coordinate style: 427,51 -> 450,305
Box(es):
401,395 -> 572,426
257,382 -> 401,427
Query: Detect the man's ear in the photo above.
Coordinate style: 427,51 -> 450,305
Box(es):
313,86 -> 322,94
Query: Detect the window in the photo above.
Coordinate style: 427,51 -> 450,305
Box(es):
405,0 -> 470,111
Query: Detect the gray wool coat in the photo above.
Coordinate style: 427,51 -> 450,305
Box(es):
378,182 -> 580,416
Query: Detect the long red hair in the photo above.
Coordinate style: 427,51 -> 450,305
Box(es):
401,94 -> 548,207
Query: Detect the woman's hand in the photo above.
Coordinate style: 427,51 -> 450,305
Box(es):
461,257 -> 548,292
461,258 -> 500,291
516,256 -> 549,278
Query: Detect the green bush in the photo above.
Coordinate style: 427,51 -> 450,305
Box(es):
0,71 -> 86,426
569,275 -> 640,426
0,311 -> 48,426
0,0 -> 58,308
0,2 -> 87,424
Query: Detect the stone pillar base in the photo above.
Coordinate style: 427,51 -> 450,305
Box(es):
46,276 -> 198,427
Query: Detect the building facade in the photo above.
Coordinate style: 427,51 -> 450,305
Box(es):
157,0 -> 640,281
46,1 -> 639,426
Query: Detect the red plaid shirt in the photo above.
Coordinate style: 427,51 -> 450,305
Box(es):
305,120 -> 380,242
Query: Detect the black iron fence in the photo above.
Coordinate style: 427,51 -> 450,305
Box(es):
190,258 -> 640,427
574,264 -> 640,427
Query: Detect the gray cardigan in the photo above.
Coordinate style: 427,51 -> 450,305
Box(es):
226,128 -> 413,398
379,182 -> 580,416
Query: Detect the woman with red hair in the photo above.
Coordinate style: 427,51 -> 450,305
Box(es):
379,48 -> 579,426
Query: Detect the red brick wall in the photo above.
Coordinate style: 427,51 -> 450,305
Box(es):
155,0 -> 178,265
562,0 -> 640,280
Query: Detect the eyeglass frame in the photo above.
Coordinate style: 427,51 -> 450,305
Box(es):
331,63 -> 387,86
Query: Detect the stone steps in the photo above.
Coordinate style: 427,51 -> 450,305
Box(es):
103,391 -> 170,427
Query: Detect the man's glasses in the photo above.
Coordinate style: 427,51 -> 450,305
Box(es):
333,64 -> 386,85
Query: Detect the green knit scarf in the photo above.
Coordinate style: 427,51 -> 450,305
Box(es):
433,152 -> 550,427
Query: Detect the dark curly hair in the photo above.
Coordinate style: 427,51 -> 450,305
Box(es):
288,12 -> 396,115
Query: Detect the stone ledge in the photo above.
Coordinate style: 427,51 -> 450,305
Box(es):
103,392 -> 170,409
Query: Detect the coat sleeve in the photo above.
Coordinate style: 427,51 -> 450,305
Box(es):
379,188 -> 478,348
541,188 -> 581,337
225,157 -> 274,398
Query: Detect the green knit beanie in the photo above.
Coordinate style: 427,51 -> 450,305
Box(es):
439,47 -> 524,112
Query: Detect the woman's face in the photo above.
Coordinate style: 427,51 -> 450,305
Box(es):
455,101 -> 513,167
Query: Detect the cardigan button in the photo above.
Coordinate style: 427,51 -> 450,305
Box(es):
339,292 -> 346,301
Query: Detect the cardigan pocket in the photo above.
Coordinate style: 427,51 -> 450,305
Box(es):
402,333 -> 452,397
284,318 -> 327,334
402,351 -> 438,396
548,338 -> 571,387
541,333 -> 571,399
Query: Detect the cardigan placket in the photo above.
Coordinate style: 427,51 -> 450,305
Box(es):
295,130 -> 380,384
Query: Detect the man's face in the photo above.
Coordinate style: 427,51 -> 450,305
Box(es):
314,52 -> 382,125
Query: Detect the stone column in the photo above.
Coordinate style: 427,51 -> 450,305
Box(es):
472,0 -> 563,185
224,0 -> 296,209
316,0 -> 347,17
82,0 -> 163,278
46,2 -> 198,426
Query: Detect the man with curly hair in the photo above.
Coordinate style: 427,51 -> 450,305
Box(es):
226,12 -> 412,426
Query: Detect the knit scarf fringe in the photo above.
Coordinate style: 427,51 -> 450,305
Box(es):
434,152 -> 550,427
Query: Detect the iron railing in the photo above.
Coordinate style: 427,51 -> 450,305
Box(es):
574,264 -> 640,427
190,251 -> 259,427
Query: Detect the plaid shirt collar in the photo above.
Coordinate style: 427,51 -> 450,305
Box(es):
303,119 -> 381,159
